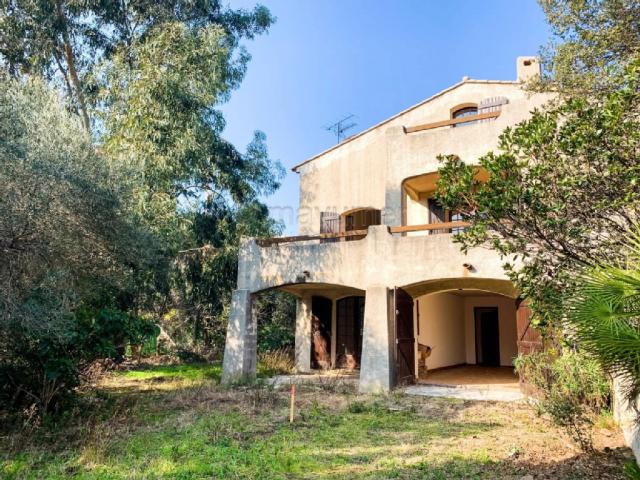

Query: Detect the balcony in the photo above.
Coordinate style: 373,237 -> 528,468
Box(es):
255,221 -> 469,247
237,223 -> 513,298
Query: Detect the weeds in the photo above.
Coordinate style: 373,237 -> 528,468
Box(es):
515,349 -> 610,451
258,348 -> 295,376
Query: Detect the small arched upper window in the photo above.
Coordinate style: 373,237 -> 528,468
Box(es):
451,104 -> 478,128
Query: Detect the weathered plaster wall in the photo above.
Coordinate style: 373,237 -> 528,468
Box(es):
296,73 -> 553,233
613,377 -> 640,464
236,227 -> 514,295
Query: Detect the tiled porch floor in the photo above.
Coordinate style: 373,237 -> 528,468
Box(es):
418,365 -> 520,390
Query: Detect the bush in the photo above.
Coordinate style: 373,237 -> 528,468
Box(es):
255,291 -> 296,352
0,305 -> 159,415
515,349 -> 610,451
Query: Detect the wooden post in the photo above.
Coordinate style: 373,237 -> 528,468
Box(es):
289,384 -> 296,423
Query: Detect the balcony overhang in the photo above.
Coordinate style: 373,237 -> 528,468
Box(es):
402,168 -> 490,201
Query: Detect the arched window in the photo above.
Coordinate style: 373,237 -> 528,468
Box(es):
451,104 -> 478,128
340,207 -> 381,241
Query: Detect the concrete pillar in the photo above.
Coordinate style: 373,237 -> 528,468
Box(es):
613,376 -> 640,463
359,285 -> 394,393
295,294 -> 312,373
221,289 -> 257,382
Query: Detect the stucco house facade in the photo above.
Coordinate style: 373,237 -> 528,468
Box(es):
221,57 -> 549,393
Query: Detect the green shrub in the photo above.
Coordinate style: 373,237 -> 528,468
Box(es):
0,305 -> 159,415
625,460 -> 640,480
515,349 -> 610,451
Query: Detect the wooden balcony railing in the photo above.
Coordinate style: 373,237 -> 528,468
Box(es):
388,221 -> 468,234
255,221 -> 469,247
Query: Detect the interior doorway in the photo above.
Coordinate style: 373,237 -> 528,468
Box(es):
475,307 -> 500,366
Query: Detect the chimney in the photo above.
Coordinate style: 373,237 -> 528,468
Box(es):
516,56 -> 540,83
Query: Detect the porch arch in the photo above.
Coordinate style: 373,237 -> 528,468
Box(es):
400,277 -> 520,383
400,277 -> 518,299
221,281 -> 366,382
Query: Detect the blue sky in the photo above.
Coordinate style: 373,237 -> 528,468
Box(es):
222,1 -> 550,234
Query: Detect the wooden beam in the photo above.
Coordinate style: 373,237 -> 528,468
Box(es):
256,229 -> 369,247
404,111 -> 500,134
389,221 -> 469,234
255,222 -> 470,247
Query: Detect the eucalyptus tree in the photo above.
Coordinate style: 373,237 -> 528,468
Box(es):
0,0 -> 273,131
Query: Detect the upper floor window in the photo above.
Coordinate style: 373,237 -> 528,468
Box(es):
451,105 -> 478,128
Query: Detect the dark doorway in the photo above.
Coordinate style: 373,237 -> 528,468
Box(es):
475,307 -> 500,366
336,296 -> 365,368
395,287 -> 415,385
311,296 -> 332,369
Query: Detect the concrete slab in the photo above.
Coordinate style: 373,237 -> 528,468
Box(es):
405,384 -> 524,402
267,371 -> 358,388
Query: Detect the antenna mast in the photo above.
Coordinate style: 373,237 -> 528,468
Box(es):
324,114 -> 357,143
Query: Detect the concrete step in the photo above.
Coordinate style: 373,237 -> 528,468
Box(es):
405,384 -> 524,402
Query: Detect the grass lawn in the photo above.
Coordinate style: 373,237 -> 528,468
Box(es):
0,363 -> 632,479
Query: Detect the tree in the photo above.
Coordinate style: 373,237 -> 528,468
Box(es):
0,76 -> 159,412
535,0 -> 640,96
96,20 -> 284,349
436,59 -> 640,326
169,199 -> 282,350
98,21 -> 283,247
2,1 -> 286,357
0,0 -> 274,130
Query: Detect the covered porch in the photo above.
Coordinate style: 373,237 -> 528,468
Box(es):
221,226 -> 541,393
411,287 -> 520,388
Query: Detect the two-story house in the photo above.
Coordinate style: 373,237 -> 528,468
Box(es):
222,57 -> 548,393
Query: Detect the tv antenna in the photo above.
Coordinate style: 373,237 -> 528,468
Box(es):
324,114 -> 357,143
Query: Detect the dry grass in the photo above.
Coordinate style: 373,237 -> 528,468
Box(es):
257,347 -> 296,376
0,363 -> 634,479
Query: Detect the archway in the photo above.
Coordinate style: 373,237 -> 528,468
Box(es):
398,278 -> 521,389
400,169 -> 489,232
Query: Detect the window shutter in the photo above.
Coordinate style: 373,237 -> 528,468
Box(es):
478,96 -> 509,123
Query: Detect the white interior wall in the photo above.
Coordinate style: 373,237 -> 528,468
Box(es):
415,292 -> 466,370
463,295 -> 518,366
414,292 -> 518,372
405,194 -> 429,236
